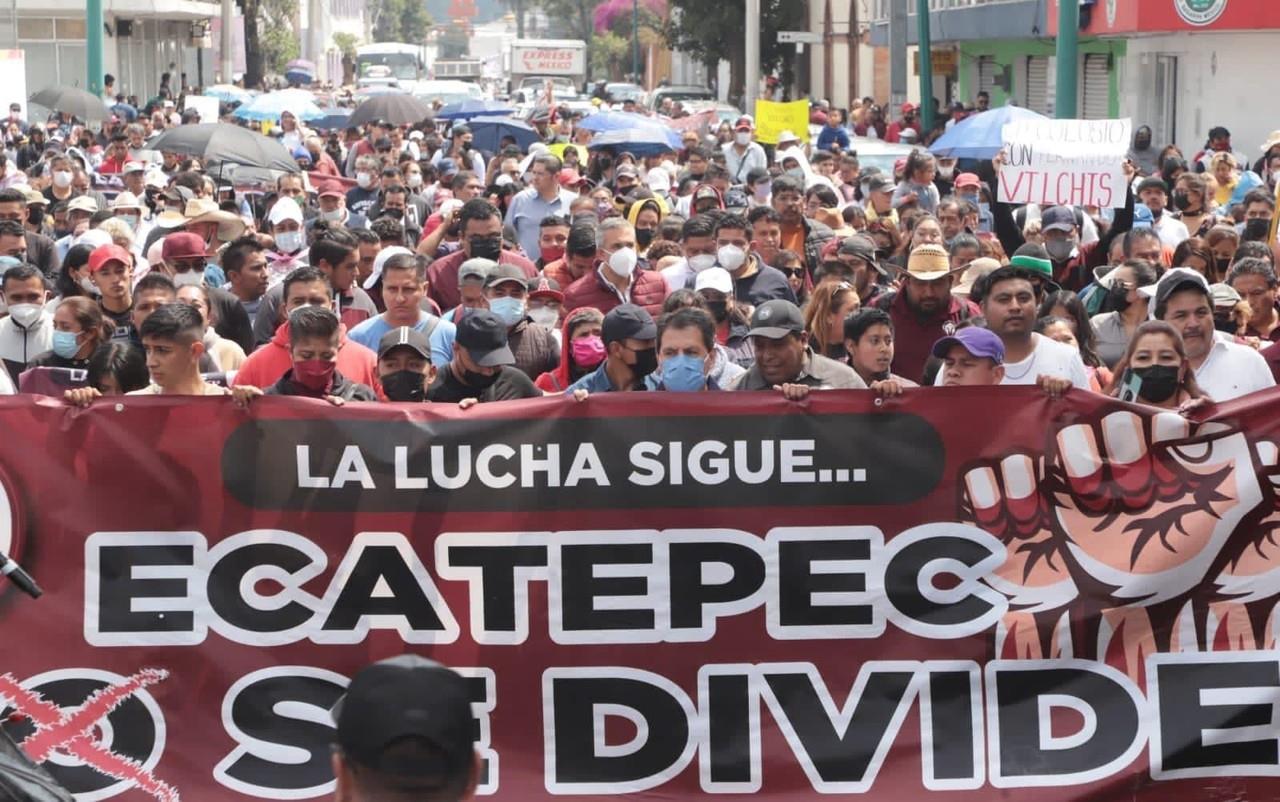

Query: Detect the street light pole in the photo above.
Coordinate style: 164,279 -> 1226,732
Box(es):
916,0 -> 933,131
1055,0 -> 1079,117
744,0 -> 760,113
87,0 -> 104,94
632,0 -> 639,84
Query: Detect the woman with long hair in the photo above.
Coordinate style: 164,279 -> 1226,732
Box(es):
28,297 -> 109,370
1172,237 -> 1219,283
803,281 -> 860,361
1090,259 -> 1160,368
1106,320 -> 1208,412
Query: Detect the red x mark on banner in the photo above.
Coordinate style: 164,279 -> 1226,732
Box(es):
0,669 -> 179,802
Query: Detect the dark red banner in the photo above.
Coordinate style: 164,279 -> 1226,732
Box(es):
2,388 -> 1280,800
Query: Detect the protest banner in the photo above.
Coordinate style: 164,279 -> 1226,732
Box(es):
999,118 -> 1132,208
753,99 -> 810,145
2,388 -> 1280,801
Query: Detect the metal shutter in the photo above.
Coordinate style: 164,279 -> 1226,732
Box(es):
1082,53 -> 1110,119
977,56 -> 996,97
1025,55 -> 1049,114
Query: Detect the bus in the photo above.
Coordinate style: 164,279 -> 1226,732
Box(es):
355,43 -> 427,92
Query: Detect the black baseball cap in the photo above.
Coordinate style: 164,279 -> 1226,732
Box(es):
1136,176 -> 1168,195
456,309 -> 515,366
601,303 -> 657,345
333,655 -> 475,781
865,174 -> 894,194
1041,206 -> 1077,233
377,326 -> 432,362
747,299 -> 805,339
837,235 -> 885,274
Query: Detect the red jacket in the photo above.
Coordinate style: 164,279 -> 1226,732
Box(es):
536,307 -> 603,393
233,322 -> 378,391
427,249 -> 538,311
563,266 -> 667,319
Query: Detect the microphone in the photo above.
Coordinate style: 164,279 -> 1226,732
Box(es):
0,551 -> 41,598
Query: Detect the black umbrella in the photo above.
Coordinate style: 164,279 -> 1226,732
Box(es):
29,86 -> 109,122
347,93 -> 435,127
147,123 -> 299,172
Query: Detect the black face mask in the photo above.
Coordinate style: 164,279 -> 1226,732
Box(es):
628,346 -> 658,378
1214,314 -> 1238,333
1130,364 -> 1180,403
27,208 -> 42,226
469,236 -> 502,261
381,207 -> 404,219
636,228 -> 655,248
1244,219 -> 1272,241
1172,191 -> 1195,212
462,367 -> 499,390
1215,256 -> 1233,276
381,370 -> 426,402
704,299 -> 728,323
1106,283 -> 1131,311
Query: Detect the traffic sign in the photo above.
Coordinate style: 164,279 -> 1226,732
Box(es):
777,30 -> 823,44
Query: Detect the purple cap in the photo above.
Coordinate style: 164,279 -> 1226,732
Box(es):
931,327 -> 1005,365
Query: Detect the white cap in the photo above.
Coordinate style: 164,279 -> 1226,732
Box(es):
267,196 -> 304,226
646,167 -> 671,193
694,266 -> 733,295
408,130 -> 424,140
777,129 -> 799,144
363,245 -> 413,290
75,229 -> 113,250
110,191 -> 143,210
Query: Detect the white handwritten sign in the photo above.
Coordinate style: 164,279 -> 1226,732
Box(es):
999,118 -> 1131,209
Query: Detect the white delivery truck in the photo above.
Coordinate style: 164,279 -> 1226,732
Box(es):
505,39 -> 587,102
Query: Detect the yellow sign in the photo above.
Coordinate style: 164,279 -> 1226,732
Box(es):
753,99 -> 810,146
914,49 -> 958,77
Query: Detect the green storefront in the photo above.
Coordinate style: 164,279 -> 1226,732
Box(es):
955,38 -> 1125,119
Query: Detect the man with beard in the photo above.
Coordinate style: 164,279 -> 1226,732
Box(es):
833,235 -> 887,305
970,265 -> 1088,390
1156,268 -> 1273,401
873,244 -> 978,383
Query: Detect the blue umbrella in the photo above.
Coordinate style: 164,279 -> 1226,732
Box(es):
929,104 -> 1050,159
233,89 -> 324,123
435,99 -> 514,121
310,107 -> 353,132
468,116 -> 540,152
578,110 -> 667,134
587,127 -> 682,157
204,84 -> 253,105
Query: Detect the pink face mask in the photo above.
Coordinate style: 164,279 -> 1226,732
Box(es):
570,335 -> 606,369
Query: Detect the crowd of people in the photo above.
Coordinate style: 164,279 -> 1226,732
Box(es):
0,81 -> 1276,417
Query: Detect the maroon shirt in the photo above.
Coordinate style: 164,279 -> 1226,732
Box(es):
874,290 -> 980,384
426,249 -> 539,311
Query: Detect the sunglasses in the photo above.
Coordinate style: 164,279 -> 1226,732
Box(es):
782,268 -> 805,278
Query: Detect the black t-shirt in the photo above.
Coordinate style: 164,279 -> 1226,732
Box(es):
427,363 -> 541,403
734,264 -> 798,307
100,302 -> 135,344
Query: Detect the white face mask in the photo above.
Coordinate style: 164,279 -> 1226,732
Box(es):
406,173 -> 423,189
735,131 -> 752,146
717,244 -> 747,271
529,305 -> 559,327
608,247 -> 638,278
53,170 -> 73,189
79,275 -> 98,294
275,230 -> 304,254
7,303 -> 42,328
172,271 -> 204,288
688,253 -> 716,273
117,213 -> 139,230
320,207 -> 345,222
356,172 -> 374,189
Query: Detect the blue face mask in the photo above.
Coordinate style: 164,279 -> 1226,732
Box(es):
659,353 -> 707,392
488,295 -> 526,327
52,329 -> 81,359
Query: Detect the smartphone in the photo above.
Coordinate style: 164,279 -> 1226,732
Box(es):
1118,369 -> 1143,403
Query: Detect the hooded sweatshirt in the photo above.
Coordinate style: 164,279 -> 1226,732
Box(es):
535,308 -> 603,393
232,321 -> 378,390
626,195 -> 670,257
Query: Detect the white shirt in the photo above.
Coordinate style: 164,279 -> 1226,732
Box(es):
1195,334 -> 1275,401
1152,214 -> 1190,249
998,333 -> 1091,389
0,312 -> 53,375
660,258 -> 694,294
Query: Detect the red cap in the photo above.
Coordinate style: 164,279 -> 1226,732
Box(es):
87,244 -> 132,273
901,102 -> 916,114
161,232 -> 208,262
527,276 -> 564,302
734,116 -> 753,131
558,168 -> 588,189
318,188 -> 345,199
954,172 -> 982,189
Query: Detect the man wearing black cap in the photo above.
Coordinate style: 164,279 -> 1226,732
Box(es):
377,326 -> 436,402
427,308 -> 540,404
332,655 -> 479,801
566,303 -> 658,396
834,235 -> 887,304
730,299 -> 864,396
862,174 -> 898,228
1136,176 -> 1188,248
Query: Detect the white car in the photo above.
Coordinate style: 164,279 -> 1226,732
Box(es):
412,80 -> 486,106
845,137 -> 918,177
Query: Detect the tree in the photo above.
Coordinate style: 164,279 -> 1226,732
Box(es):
371,0 -> 433,42
240,0 -> 299,87
531,0 -> 596,78
663,0 -> 804,107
